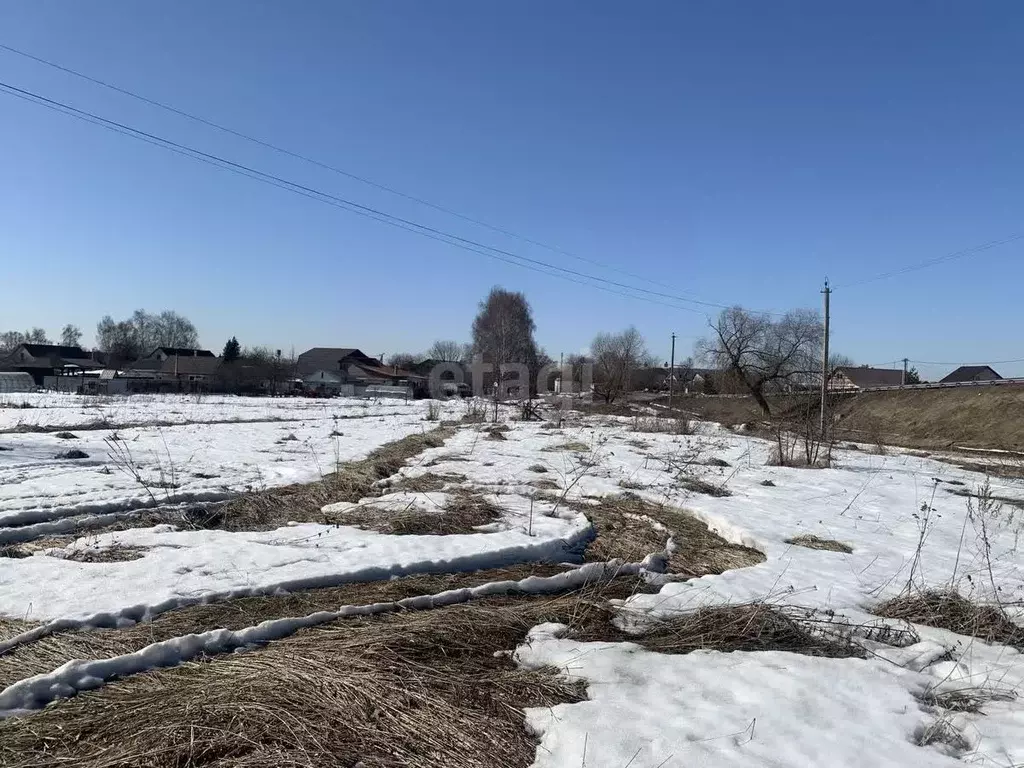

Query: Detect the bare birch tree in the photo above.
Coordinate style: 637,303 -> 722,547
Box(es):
591,326 -> 653,403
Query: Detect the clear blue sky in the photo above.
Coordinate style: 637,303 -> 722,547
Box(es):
1,1 -> 1022,378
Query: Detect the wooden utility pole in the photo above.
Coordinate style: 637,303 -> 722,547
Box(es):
901,357 -> 908,387
668,332 -> 676,409
819,280 -> 831,436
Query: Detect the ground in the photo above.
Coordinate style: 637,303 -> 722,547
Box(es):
0,392 -> 1022,767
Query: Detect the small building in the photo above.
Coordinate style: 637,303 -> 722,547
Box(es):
302,369 -> 346,396
830,366 -> 905,391
0,371 -> 34,394
2,344 -> 104,386
939,365 -> 1002,384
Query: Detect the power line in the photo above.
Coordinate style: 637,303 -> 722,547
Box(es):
0,78 -> 747,315
0,41 -> 721,305
833,233 -> 1024,289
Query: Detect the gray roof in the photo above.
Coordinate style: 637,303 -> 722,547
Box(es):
296,348 -> 374,375
939,365 -> 1002,384
834,366 -> 904,388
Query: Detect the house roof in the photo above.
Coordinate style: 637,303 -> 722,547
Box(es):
20,343 -> 89,358
351,362 -> 426,381
939,365 -> 1002,384
8,344 -> 103,369
150,347 -> 216,358
296,347 -> 375,375
834,366 -> 904,389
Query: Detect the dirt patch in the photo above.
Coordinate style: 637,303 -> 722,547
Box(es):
785,535 -> 853,553
214,427 -> 454,531
61,545 -> 147,563
875,591 -> 1024,650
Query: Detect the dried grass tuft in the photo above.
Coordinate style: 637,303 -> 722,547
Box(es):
630,603 -> 864,658
570,494 -> 764,576
785,535 -> 853,554
543,441 -> 590,453
876,591 -> 1024,649
678,475 -> 732,497
324,490 -> 501,536
388,472 -> 468,494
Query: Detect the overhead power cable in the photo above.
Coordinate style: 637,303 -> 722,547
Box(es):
0,78 -> 751,314
0,41 -> 719,304
834,233 -> 1024,289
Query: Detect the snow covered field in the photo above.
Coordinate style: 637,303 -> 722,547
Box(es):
1,394 -> 1023,766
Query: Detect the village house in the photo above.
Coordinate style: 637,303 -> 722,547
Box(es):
829,365 -> 905,392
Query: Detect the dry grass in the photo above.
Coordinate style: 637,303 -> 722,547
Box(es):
0,589 -> 860,768
0,617 -> 38,644
0,600 -> 590,768
876,591 -> 1024,649
630,416 -> 691,435
542,441 -> 590,453
324,490 -> 502,536
571,494 -> 764,576
0,564 -> 571,690
785,535 -> 853,554
213,427 -> 454,531
526,463 -> 547,473
630,602 -> 863,658
834,384 -> 1024,452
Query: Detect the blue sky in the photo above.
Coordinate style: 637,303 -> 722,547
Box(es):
1,1 -> 1021,378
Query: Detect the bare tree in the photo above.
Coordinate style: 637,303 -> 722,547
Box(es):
426,339 -> 468,362
591,326 -> 653,403
60,324 -> 83,347
96,310 -> 200,361
154,310 -> 199,349
471,287 -> 539,396
386,352 -> 418,370
696,306 -> 822,415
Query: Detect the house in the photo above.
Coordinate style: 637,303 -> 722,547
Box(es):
296,348 -> 379,377
939,365 -> 1002,384
302,369 -> 346,396
1,344 -> 104,386
145,347 -> 216,362
830,365 -> 905,391
123,355 -> 222,392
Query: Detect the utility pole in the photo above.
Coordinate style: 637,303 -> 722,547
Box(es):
819,280 -> 831,436
901,357 -> 908,387
668,332 -> 676,410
